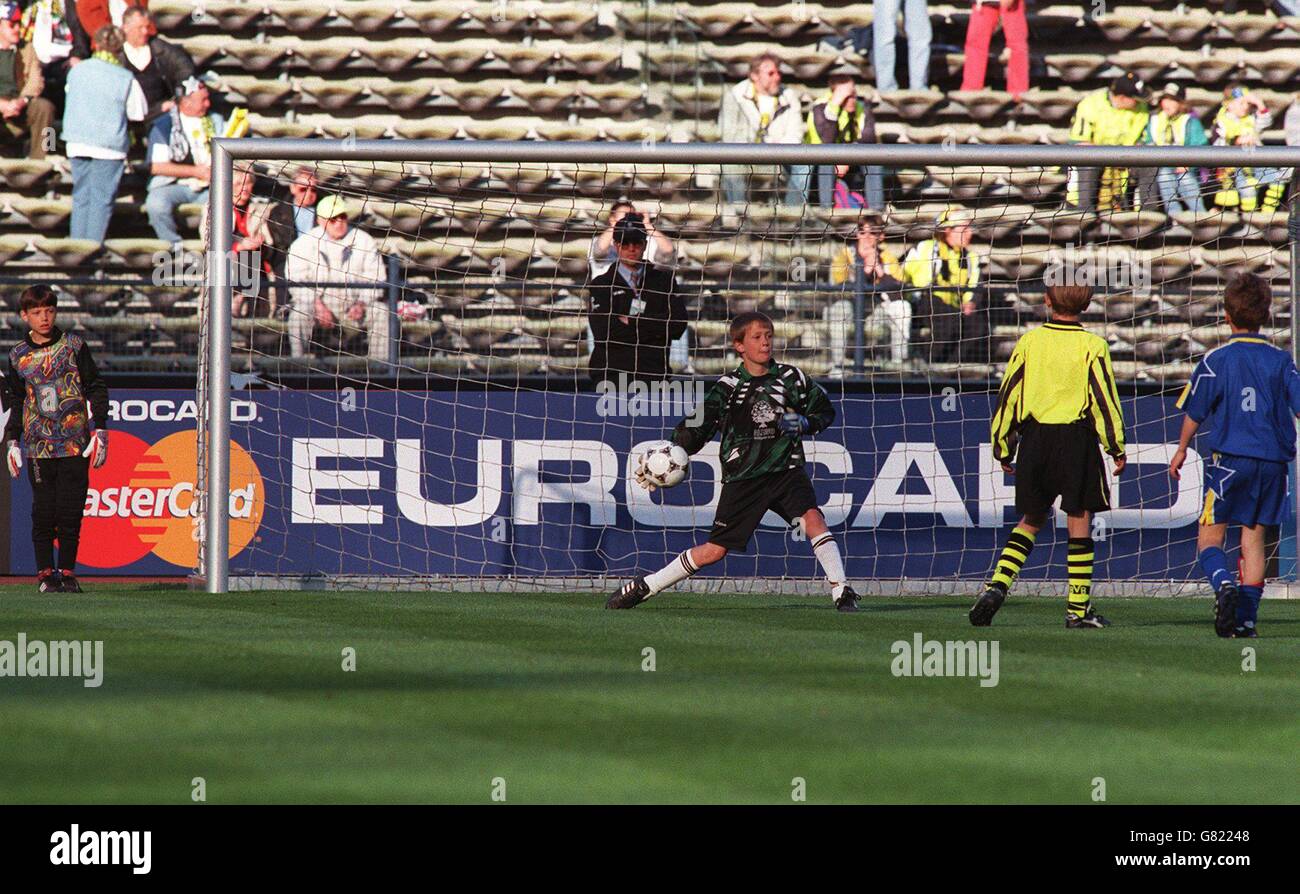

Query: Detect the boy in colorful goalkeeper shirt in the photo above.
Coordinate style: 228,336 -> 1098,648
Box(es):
1169,274 -> 1300,638
607,311 -> 860,612
3,285 -> 109,593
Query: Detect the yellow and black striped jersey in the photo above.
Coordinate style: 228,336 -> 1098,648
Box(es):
991,320 -> 1126,462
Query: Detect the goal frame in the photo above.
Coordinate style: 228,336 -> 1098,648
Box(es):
202,139 -> 1300,594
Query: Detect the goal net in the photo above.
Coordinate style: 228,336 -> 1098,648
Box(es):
196,140 -> 1300,596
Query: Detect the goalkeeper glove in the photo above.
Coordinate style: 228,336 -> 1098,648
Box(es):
82,430 -> 108,469
778,412 -> 811,436
633,455 -> 657,493
6,441 -> 21,478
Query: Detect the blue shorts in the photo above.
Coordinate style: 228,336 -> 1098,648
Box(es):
1200,453 -> 1289,527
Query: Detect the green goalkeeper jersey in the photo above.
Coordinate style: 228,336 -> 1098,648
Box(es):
672,361 -> 836,483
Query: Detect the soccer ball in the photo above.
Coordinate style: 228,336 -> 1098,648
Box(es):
641,441 -> 690,488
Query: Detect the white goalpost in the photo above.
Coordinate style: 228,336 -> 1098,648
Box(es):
198,140 -> 1300,597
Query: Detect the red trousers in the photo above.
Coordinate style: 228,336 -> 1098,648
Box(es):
961,1 -> 1030,96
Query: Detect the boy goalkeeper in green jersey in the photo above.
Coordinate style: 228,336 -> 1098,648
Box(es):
969,285 -> 1128,629
607,311 -> 860,612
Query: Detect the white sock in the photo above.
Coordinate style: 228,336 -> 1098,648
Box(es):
811,533 -> 846,601
645,550 -> 699,595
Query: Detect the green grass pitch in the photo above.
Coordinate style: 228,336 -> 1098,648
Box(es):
0,586 -> 1295,804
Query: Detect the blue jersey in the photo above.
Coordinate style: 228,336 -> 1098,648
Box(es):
1175,335 -> 1300,462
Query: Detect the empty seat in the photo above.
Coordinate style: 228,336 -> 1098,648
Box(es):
877,90 -> 947,120
360,39 -> 431,74
468,4 -> 535,35
265,0 -> 333,32
1091,11 -> 1152,42
616,5 -> 679,39
216,75 -> 296,111
1006,167 -> 1068,201
510,83 -> 578,115
1044,53 -> 1111,84
565,44 -> 624,78
1215,13 -> 1279,46
287,37 -> 357,73
1148,11 -> 1216,45
1017,88 -> 1079,125
1249,49 -> 1300,86
0,233 -> 30,264
337,1 -> 402,33
149,0 -> 192,30
440,79 -> 511,113
946,89 -> 1015,123
500,44 -> 562,77
580,83 -> 644,116
682,4 -> 757,39
1111,47 -> 1181,85
34,237 -> 103,267
369,78 -> 440,111
221,40 -> 288,72
297,77 -> 368,111
0,158 -> 56,191
198,1 -> 265,30
408,1 -> 473,36
428,39 -> 496,75
540,4 -> 599,38
11,198 -> 71,231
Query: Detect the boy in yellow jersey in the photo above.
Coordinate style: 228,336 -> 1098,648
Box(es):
970,285 -> 1128,628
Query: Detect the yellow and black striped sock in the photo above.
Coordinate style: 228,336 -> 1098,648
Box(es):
989,525 -> 1037,592
1067,537 -> 1094,618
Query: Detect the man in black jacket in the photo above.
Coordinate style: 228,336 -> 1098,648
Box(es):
586,213 -> 686,386
120,6 -> 194,123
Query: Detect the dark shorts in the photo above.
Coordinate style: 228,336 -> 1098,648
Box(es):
709,467 -> 820,552
1201,452 -> 1288,527
1014,420 -> 1111,516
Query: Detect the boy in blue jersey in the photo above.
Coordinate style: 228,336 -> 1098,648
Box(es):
1169,273 -> 1300,637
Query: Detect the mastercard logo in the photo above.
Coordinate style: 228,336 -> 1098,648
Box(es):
80,431 -> 265,569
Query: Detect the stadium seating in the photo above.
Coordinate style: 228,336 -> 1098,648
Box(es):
1,0 -> 1295,380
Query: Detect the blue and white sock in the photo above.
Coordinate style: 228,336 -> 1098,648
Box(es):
1197,547 -> 1234,594
1238,584 -> 1263,629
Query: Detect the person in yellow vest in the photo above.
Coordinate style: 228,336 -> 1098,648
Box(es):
1137,82 -> 1207,214
829,215 -> 907,373
1067,72 -> 1150,213
902,206 -> 988,364
806,65 -> 884,210
1209,84 -> 1291,213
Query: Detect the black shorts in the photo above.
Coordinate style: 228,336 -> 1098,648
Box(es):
1014,420 -> 1111,516
709,467 -> 820,552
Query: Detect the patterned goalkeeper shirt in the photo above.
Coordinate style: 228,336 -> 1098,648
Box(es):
672,361 -> 835,483
4,327 -> 109,459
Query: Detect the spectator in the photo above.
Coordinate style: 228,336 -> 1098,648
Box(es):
145,76 -> 223,247
285,195 -> 391,362
62,24 -> 144,242
1210,84 -> 1291,213
1137,83 -> 1207,215
960,0 -> 1029,98
0,1 -> 56,160
903,205 -> 987,364
806,65 -> 884,210
1068,72 -> 1150,213
79,0 -> 148,46
287,166 -> 320,237
119,7 -> 193,122
586,213 -> 686,386
20,0 -> 90,113
718,51 -> 807,206
830,216 -> 908,372
873,0 -> 931,93
587,201 -> 688,373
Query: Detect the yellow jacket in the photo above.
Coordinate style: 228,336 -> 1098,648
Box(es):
830,244 -> 903,286
1069,89 -> 1149,146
